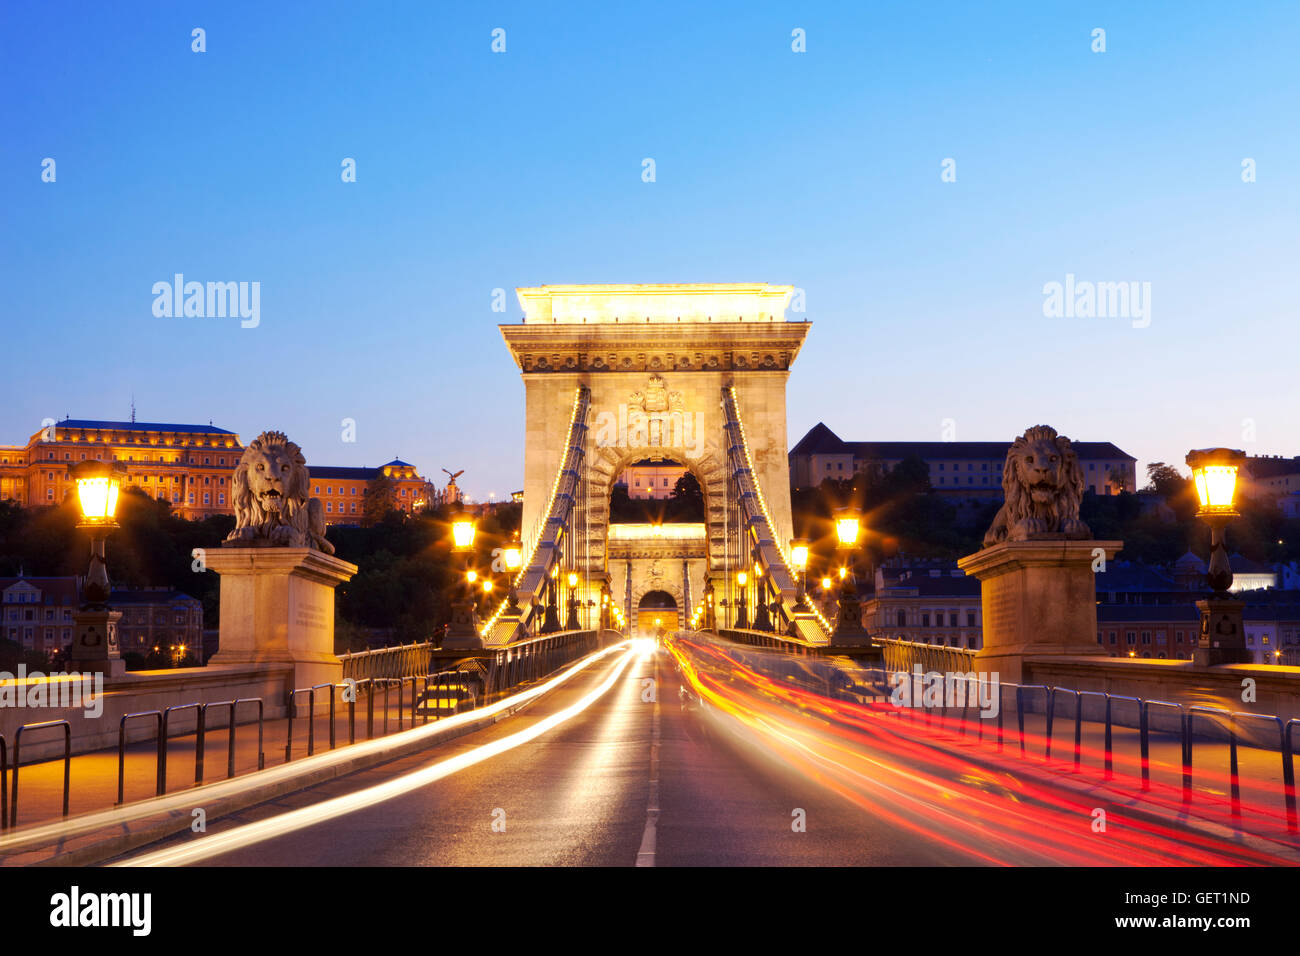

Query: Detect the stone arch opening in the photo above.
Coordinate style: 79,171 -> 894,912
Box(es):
637,589 -> 678,635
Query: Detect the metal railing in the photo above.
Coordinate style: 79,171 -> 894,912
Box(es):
878,637 -> 977,675
341,642 -> 435,681
854,663 -> 1300,833
480,630 -> 600,704
4,631 -> 609,831
720,628 -> 817,656
9,720 -> 71,829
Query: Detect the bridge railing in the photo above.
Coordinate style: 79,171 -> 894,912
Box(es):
340,642 -> 435,681
842,663 -> 1300,832
719,627 -> 819,657
878,637 -> 977,675
1,628 -> 612,832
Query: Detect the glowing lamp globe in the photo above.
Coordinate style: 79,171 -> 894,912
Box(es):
451,510 -> 477,551
504,547 -> 522,571
70,460 -> 127,525
790,539 -> 809,570
736,570 -> 748,587
834,508 -> 861,548
1186,448 -> 1245,516
567,571 -> 578,588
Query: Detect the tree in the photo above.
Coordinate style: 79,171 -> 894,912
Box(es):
666,473 -> 704,521
362,474 -> 397,527
1145,462 -> 1186,498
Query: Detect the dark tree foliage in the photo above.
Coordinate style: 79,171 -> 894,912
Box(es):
789,455 -> 1300,578
608,473 -> 704,523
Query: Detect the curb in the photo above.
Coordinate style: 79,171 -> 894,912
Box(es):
4,681 -> 550,867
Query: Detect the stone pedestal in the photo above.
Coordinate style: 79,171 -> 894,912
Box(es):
958,539 -> 1122,682
443,598 -> 486,651
70,607 -> 126,677
206,548 -> 357,688
1193,597 -> 1251,665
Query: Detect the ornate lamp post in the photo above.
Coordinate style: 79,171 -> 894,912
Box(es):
503,545 -> 522,615
703,580 -> 716,631
565,571 -> 581,631
734,570 -> 749,629
444,508 -> 481,647
68,460 -> 128,675
1187,448 -> 1251,665
541,564 -> 561,634
790,538 -> 810,611
751,551 -> 773,632
831,507 -> 870,645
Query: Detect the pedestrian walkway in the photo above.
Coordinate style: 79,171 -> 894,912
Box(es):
2,697 -> 429,833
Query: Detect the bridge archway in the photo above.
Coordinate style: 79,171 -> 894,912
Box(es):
636,589 -> 678,635
494,283 -> 820,641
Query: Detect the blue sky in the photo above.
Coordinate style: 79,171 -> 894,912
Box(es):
3,1 -> 1297,500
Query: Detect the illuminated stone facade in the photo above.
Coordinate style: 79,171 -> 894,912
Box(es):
0,420 -> 431,526
501,283 -> 808,608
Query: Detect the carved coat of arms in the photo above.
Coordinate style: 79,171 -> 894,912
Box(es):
630,375 -> 684,413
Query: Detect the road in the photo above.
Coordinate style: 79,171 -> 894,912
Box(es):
113,641 -> 965,866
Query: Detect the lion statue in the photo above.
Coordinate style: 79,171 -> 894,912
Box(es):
224,430 -> 334,554
982,425 -> 1091,548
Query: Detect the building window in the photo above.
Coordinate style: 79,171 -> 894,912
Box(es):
1109,631 -> 1117,644
896,610 -> 906,627
1126,631 -> 1136,645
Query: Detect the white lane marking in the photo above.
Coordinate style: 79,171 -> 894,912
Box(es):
635,650 -> 661,867
117,649 -> 637,867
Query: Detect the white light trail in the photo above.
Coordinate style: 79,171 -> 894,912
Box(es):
118,647 -> 637,866
0,642 -> 629,856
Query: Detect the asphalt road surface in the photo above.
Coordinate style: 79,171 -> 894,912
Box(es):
114,643 -> 967,866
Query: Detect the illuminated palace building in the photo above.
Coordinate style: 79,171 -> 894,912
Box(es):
0,419 -> 430,526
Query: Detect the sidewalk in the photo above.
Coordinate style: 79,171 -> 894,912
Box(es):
3,697 -> 431,831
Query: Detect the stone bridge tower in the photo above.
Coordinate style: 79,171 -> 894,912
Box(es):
500,283 -> 810,629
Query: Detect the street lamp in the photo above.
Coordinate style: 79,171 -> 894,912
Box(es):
444,508 -> 482,648
1187,447 -> 1250,664
735,570 -> 749,629
790,538 -> 810,611
566,571 -> 580,631
751,555 -> 773,632
68,460 -> 128,675
541,564 -> 561,634
503,545 -> 522,614
831,506 -> 870,646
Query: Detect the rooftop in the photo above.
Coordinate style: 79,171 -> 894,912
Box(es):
514,283 -> 795,324
790,423 -> 1135,462
51,419 -> 237,437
